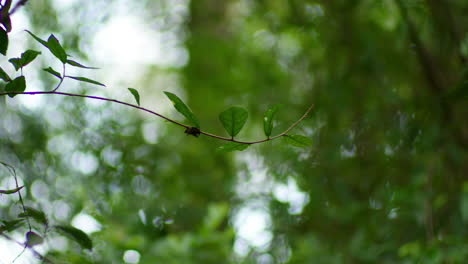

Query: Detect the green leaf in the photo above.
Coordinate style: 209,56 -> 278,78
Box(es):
1,13 -> 11,32
219,106 -> 248,138
47,34 -> 67,63
66,59 -> 99,69
164,91 -> 200,128
128,88 -> 140,106
18,207 -> 48,226
0,67 -> 10,81
67,76 -> 105,87
8,50 -> 41,71
263,104 -> 281,137
0,219 -> 24,233
8,57 -> 21,71
0,186 -> 23,194
5,76 -> 26,97
217,142 -> 250,153
20,50 -> 41,67
283,135 -> 312,147
56,225 -> 93,250
0,28 -> 7,55
25,30 -> 49,48
26,231 -> 44,247
43,67 -> 62,79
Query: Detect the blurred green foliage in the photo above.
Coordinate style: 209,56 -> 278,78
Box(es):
1,0 -> 467,263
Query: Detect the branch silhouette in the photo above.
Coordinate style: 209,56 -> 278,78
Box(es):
0,90 -> 313,145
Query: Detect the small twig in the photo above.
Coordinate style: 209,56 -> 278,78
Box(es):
9,0 -> 28,15
0,162 -> 31,231
0,91 -> 313,144
52,64 -> 66,92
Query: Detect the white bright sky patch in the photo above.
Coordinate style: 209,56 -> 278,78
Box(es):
92,15 -> 188,69
123,249 -> 141,264
71,212 -> 102,234
272,177 -> 309,215
234,204 -> 272,253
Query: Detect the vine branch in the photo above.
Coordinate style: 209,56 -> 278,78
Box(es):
0,90 -> 313,144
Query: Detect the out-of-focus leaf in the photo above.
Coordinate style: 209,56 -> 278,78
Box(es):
0,28 -> 7,55
56,225 -> 93,250
164,91 -> 200,128
66,59 -> 99,69
67,76 -> 105,86
18,207 -> 48,226
0,66 -> 11,81
128,88 -> 140,106
5,76 -> 26,97
0,219 -> 24,233
47,34 -> 67,63
26,231 -> 44,247
43,67 -> 62,79
0,186 -> 23,194
217,141 -> 250,152
219,106 -> 248,138
263,104 -> 281,137
25,30 -> 49,48
283,135 -> 312,147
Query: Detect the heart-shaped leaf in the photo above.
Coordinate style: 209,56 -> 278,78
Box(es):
283,135 -> 312,147
0,28 -> 8,55
0,186 -> 23,194
217,142 -> 250,153
5,76 -> 26,97
263,104 -> 281,137
26,231 -> 44,247
8,50 -> 41,71
219,106 -> 248,138
67,76 -> 105,86
43,67 -> 62,79
164,91 -> 200,128
47,34 -> 67,63
55,225 -> 93,250
128,88 -> 140,106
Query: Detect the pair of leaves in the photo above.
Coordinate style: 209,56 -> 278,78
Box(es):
8,49 -> 41,71
26,31 -> 104,87
26,30 -> 67,63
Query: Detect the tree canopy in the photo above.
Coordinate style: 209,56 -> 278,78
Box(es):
0,0 -> 467,263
